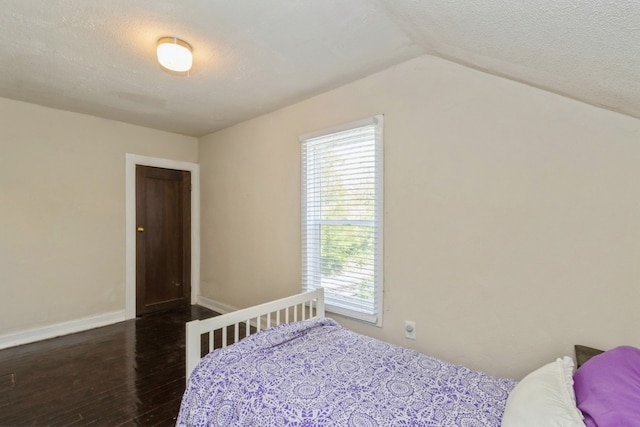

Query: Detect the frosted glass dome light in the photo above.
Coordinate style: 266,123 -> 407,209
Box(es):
157,37 -> 192,72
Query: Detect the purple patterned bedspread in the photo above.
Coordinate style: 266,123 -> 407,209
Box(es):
177,317 -> 516,426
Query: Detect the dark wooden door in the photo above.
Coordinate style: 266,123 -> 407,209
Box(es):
136,165 -> 191,316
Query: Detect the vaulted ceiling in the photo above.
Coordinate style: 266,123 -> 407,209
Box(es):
1,1 -> 638,136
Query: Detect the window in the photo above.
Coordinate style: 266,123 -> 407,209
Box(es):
301,115 -> 383,326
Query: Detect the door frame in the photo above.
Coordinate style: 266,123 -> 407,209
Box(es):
125,154 -> 200,320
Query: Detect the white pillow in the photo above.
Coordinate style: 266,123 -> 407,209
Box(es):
501,357 -> 585,427
560,356 -> 577,405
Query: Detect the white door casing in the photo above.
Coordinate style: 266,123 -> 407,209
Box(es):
125,154 -> 200,319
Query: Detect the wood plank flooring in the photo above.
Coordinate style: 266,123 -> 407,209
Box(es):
0,306 -> 217,426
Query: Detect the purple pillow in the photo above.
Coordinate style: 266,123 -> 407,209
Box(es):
573,346 -> 640,427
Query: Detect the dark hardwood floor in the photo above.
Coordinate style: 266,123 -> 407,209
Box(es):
0,305 -> 217,427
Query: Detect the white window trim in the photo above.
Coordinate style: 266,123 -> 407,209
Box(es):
300,115 -> 384,327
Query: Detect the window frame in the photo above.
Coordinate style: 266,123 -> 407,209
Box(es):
300,115 -> 384,326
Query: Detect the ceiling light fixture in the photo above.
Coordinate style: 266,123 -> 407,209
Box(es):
156,37 -> 192,73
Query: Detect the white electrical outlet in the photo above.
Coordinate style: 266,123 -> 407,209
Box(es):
405,320 -> 416,340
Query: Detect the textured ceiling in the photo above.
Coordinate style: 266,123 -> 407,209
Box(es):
0,1 -> 638,137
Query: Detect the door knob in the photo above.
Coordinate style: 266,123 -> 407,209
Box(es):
137,226 -> 144,232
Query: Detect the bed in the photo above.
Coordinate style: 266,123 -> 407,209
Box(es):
177,290 -> 640,426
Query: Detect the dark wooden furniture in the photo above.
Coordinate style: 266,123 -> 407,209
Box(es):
575,344 -> 605,369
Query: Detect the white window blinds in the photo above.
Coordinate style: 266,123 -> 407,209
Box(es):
301,115 -> 383,326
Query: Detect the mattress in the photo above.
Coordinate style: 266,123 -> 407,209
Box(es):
177,317 -> 516,426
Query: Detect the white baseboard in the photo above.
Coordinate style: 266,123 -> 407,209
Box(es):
197,295 -> 238,315
0,310 -> 126,350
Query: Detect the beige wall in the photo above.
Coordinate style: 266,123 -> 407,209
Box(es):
0,98 -> 197,334
199,54 -> 640,379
